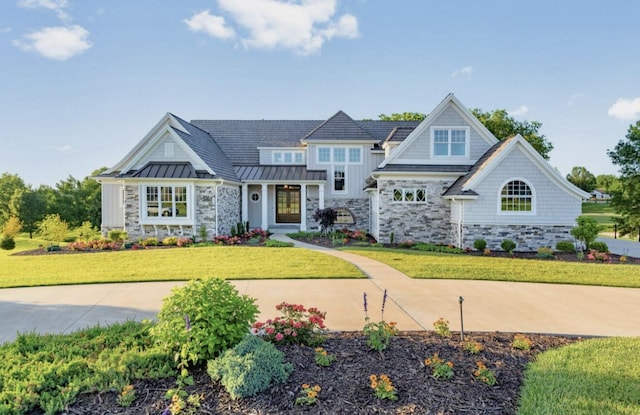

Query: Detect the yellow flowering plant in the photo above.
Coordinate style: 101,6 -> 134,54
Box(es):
463,340 -> 484,354
363,290 -> 399,356
512,334 -> 532,351
369,374 -> 398,401
295,383 -> 321,406
314,347 -> 336,367
424,353 -> 454,380
473,361 -> 497,386
432,318 -> 451,337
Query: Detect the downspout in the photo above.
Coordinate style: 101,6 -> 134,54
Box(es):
459,199 -> 464,249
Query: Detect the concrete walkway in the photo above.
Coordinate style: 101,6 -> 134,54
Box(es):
1,236 -> 639,344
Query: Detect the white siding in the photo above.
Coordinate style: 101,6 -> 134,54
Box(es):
463,146 -> 582,225
101,183 -> 124,228
134,132 -> 202,169
306,144 -> 373,199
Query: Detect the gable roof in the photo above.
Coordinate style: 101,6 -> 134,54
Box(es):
301,111 -> 378,142
380,93 -> 499,167
444,135 -> 591,199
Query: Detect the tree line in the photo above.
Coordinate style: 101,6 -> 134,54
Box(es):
0,168 -> 106,238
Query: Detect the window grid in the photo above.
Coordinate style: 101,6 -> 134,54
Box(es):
333,166 -> 346,192
317,146 -> 362,164
392,188 -> 427,203
433,128 -> 467,157
501,180 -> 533,212
145,185 -> 188,218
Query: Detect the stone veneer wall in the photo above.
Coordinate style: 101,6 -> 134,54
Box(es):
377,179 -> 453,244
460,224 -> 575,252
324,198 -> 369,232
305,195 -> 320,231
215,185 -> 241,236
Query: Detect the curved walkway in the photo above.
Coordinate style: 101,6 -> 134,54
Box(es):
1,236 -> 639,344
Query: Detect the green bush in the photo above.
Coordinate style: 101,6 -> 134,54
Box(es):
107,229 -> 128,243
571,216 -> 602,250
555,240 -> 576,253
152,278 -> 258,367
536,247 -> 555,259
207,334 -> 292,400
141,237 -> 158,247
589,241 -> 609,253
0,236 -> 15,250
162,236 -> 178,246
265,239 -> 294,247
501,239 -> 516,253
473,239 -> 487,251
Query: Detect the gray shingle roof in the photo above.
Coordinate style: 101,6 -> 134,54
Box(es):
302,111 -> 377,142
384,126 -> 416,143
236,165 -> 326,182
128,162 -> 216,179
359,121 -> 420,141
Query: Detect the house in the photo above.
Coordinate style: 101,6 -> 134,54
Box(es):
590,190 -> 611,202
97,94 -> 590,251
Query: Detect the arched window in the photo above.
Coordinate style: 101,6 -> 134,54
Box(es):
335,208 -> 355,224
500,180 -> 534,213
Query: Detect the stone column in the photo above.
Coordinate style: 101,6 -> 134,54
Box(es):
261,184 -> 268,230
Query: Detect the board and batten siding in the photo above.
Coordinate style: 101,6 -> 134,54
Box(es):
462,147 -> 582,225
392,106 -> 493,164
133,132 -> 203,170
101,183 -> 124,228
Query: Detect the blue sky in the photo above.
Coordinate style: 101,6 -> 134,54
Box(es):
1,0 -> 639,187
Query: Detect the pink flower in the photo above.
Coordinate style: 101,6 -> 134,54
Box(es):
275,333 -> 284,341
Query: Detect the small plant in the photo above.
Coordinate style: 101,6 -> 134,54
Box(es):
389,231 -> 395,244
512,334 -> 532,351
117,384 -> 136,407
501,239 -> 516,254
313,207 -> 338,235
141,237 -> 158,247
424,353 -> 454,380
589,241 -> 609,253
314,347 -> 336,367
152,278 -> 258,368
576,250 -> 585,261
164,391 -> 203,415
107,229 -> 128,244
265,239 -> 294,247
536,246 -> 555,259
587,249 -> 610,262
473,238 -> 487,251
162,236 -> 179,246
207,334 -> 292,400
253,302 -> 327,346
0,235 -> 16,250
369,374 -> 398,400
463,340 -> 484,354
198,226 -> 208,242
555,240 -> 576,253
432,318 -> 451,337
483,248 -> 491,256
620,255 -> 628,264
473,361 -> 497,386
295,383 -> 321,406
363,290 -> 399,356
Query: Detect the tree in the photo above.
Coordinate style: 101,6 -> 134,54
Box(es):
470,109 -> 553,159
595,174 -> 619,193
570,216 -> 602,250
566,166 -> 596,192
39,214 -> 68,245
0,173 -> 26,226
9,188 -> 46,238
377,109 -> 553,159
607,120 -> 640,238
313,208 -> 338,235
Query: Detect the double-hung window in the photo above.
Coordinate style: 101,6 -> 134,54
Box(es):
317,146 -> 362,194
143,185 -> 189,219
333,165 -> 346,192
432,127 -> 469,158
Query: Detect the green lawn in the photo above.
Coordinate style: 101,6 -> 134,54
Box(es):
582,202 -> 619,226
0,237 -> 363,288
342,248 -> 640,288
518,337 -> 640,414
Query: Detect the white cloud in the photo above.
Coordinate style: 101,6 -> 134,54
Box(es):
54,144 -> 72,153
13,25 -> 92,60
17,0 -> 71,22
184,0 -> 359,55
184,10 -> 235,40
608,98 -> 640,121
0,27 -> 11,34
451,65 -> 473,78
508,105 -> 529,116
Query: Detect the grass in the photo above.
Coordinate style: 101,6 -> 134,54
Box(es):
0,237 -> 363,288
518,337 -> 640,414
341,248 -> 640,288
581,201 -> 619,225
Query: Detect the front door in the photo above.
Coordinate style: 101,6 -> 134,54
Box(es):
276,185 -> 301,223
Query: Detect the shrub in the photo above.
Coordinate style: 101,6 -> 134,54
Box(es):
501,239 -> 516,254
571,216 -> 602,250
77,221 -> 100,241
152,278 -> 258,367
265,239 -> 294,247
473,239 -> 487,251
2,216 -> 22,239
312,208 -> 337,235
589,241 -> 609,253
536,247 -> 555,259
207,334 -> 292,400
39,214 -> 68,245
253,302 -> 327,346
555,240 -> 576,253
162,236 -> 178,246
0,236 -> 15,250
141,237 -> 158,247
107,229 -> 128,243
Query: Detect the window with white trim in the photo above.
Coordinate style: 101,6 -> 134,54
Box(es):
333,165 -> 346,192
318,147 -> 331,163
348,148 -> 361,163
500,180 -> 533,212
393,188 -> 427,203
272,151 -> 304,164
432,127 -> 469,157
335,208 -> 355,224
317,146 -> 362,164
143,185 -> 189,218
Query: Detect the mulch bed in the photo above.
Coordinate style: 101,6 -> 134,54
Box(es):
57,331 -> 580,415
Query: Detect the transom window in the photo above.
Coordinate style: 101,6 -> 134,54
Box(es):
317,146 -> 362,164
273,151 -> 304,164
432,127 -> 469,157
393,188 -> 427,203
500,180 -> 533,212
144,185 -> 189,218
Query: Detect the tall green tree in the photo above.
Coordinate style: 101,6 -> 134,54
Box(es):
0,173 -> 26,226
377,109 -> 553,159
50,168 -> 105,228
9,188 -> 46,238
607,120 -> 640,238
595,174 -> 619,193
566,166 -> 597,192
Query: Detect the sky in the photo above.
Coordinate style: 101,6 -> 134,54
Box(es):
1,0 -> 639,188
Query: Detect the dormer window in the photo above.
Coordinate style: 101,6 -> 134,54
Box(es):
432,127 -> 469,157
